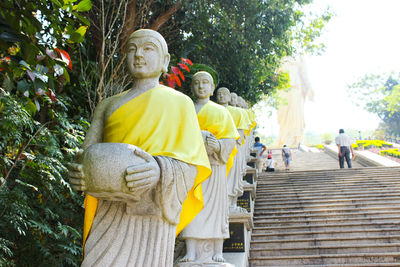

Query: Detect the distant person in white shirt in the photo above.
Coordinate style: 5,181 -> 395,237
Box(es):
266,154 -> 276,172
335,129 -> 355,168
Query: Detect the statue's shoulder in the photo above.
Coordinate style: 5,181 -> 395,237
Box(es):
155,85 -> 194,105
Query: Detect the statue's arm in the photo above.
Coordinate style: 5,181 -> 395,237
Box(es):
68,100 -> 108,191
237,129 -> 245,145
154,156 -> 197,225
215,138 -> 236,164
82,99 -> 109,149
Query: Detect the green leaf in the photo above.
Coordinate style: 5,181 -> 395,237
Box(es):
69,26 -> 87,43
62,67 -> 70,83
0,32 -> 20,43
51,0 -> 63,7
74,13 -> 90,26
17,80 -> 30,93
25,99 -> 37,115
76,0 -> 92,12
75,26 -> 87,36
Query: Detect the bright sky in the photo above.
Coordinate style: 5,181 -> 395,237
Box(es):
257,0 -> 400,137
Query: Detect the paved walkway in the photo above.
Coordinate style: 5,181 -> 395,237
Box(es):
268,149 -> 363,172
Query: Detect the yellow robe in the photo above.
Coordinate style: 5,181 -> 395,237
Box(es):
197,101 -> 240,176
83,85 -> 211,244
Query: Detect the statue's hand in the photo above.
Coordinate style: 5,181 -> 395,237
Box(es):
68,149 -> 86,191
201,130 -> 212,143
206,134 -> 220,153
125,149 -> 160,194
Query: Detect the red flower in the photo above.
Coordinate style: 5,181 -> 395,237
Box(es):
178,63 -> 190,72
166,74 -> 176,88
55,48 -> 72,70
181,58 -> 193,66
46,89 -> 56,102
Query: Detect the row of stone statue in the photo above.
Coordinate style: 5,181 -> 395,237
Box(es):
68,29 -> 256,267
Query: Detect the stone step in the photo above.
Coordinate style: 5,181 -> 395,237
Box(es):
254,194 -> 400,204
254,205 -> 400,216
252,263 -> 400,267
250,243 -> 400,257
254,210 -> 400,221
259,173 -> 400,183
254,196 -> 400,206
250,235 -> 400,249
254,200 -> 400,211
258,173 -> 400,181
256,185 -> 400,195
251,228 -> 400,241
249,252 -> 400,266
252,222 -> 400,233
253,216 -> 400,227
258,174 -> 400,182
256,181 -> 400,191
258,166 -> 400,175
255,189 -> 400,199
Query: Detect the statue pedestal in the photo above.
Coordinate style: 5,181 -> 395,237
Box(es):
246,157 -> 256,168
243,167 -> 257,184
223,212 -> 253,267
250,149 -> 257,158
238,182 -> 256,215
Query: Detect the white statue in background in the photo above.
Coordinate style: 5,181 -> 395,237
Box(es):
276,56 -> 314,147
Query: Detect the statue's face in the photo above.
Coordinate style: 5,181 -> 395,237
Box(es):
126,36 -> 164,79
192,73 -> 213,100
229,93 -> 238,106
216,88 -> 230,104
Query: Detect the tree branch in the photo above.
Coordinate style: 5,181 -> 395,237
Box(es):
150,1 -> 182,31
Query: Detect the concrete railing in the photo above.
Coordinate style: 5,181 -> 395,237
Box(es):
325,144 -> 400,167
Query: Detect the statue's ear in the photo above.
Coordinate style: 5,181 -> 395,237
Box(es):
210,82 -> 216,96
162,53 -> 171,73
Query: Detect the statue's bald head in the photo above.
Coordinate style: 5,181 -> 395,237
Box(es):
217,87 -> 230,95
216,87 -> 231,105
192,71 -> 214,84
230,92 -> 238,106
128,29 -> 168,55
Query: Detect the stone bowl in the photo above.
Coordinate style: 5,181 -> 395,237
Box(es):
81,143 -> 151,202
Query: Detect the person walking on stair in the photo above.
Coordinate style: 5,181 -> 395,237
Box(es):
254,137 -> 267,173
335,129 -> 355,168
282,145 -> 292,170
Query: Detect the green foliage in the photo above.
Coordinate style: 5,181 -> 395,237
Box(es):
175,0 -> 331,104
348,73 -> 400,135
0,0 -> 91,265
322,133 -> 332,144
0,90 -> 86,266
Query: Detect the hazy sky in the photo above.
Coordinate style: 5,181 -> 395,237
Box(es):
256,0 -> 400,137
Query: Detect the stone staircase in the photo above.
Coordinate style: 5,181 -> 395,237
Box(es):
249,166 -> 400,266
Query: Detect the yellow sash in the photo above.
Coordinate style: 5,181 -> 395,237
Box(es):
226,106 -> 249,130
83,85 -> 211,244
246,109 -> 257,132
197,101 -> 240,176
237,107 -> 251,136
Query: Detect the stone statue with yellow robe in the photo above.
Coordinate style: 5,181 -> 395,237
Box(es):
180,72 -> 239,265
68,29 -> 211,267
216,88 -> 248,213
